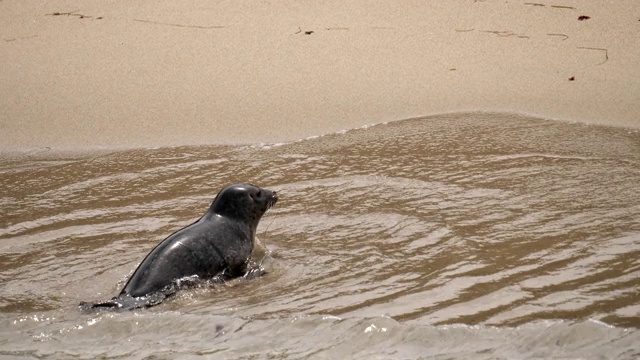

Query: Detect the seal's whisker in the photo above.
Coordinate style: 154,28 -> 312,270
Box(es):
264,213 -> 276,237
258,212 -> 277,267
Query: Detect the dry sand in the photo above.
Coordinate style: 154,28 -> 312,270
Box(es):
1,0 -> 639,151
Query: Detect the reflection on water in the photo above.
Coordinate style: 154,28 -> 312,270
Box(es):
1,113 -> 639,358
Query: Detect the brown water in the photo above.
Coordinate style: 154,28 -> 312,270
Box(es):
1,113 -> 639,359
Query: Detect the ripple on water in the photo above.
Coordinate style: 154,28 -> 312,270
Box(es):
0,112 -> 639,358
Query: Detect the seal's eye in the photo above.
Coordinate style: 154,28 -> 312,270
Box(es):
256,190 -> 262,198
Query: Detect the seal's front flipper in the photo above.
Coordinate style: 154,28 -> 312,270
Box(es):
242,262 -> 267,280
243,267 -> 266,279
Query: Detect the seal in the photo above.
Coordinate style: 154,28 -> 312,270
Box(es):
81,183 -> 278,310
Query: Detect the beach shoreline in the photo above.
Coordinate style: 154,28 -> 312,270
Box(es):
1,0 -> 638,151
1,110 -> 636,161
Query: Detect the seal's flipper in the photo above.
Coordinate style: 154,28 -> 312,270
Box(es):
89,300 -> 120,308
79,291 -> 172,312
242,265 -> 266,280
78,299 -> 121,312
238,256 -> 268,280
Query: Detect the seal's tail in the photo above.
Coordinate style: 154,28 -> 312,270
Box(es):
78,299 -> 121,312
79,292 -> 170,312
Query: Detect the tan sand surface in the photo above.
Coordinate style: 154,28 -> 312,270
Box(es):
1,0 -> 639,150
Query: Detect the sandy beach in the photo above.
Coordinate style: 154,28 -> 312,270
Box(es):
1,0 -> 639,151
2,2 -> 640,357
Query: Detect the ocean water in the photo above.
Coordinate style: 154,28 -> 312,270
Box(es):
1,112 -> 639,359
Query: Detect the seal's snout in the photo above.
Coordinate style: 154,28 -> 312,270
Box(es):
269,191 -> 278,207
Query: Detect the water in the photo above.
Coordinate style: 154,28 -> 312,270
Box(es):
1,112 -> 639,359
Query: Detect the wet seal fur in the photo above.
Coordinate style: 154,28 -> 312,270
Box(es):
80,183 -> 278,310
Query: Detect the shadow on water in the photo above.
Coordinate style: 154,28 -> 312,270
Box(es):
1,112 -> 639,358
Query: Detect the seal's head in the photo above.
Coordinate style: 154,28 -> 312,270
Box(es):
210,184 -> 277,227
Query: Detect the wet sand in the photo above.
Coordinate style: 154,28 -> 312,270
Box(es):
1,0 -> 639,151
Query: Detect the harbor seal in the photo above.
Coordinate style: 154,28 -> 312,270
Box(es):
81,183 -> 278,310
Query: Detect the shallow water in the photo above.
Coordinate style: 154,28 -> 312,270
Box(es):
1,112 -> 639,359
